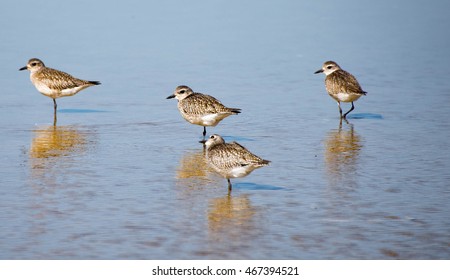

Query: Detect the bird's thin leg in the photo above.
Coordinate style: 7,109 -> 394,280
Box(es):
53,99 -> 57,126
343,102 -> 355,119
227,179 -> 232,192
337,101 -> 343,118
203,126 -> 207,138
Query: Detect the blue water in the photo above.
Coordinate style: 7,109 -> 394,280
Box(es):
0,0 -> 449,259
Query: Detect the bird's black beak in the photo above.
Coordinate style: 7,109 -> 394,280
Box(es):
166,94 -> 175,99
199,139 -> 206,144
19,66 -> 27,71
314,69 -> 324,74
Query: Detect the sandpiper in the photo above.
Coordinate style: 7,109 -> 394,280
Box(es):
167,85 -> 241,138
315,61 -> 366,119
203,134 -> 270,191
19,58 -> 100,123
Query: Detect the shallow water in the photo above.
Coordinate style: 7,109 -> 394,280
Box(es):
1,0 -> 450,259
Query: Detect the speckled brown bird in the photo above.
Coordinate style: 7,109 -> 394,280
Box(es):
19,58 -> 100,117
167,85 -> 241,138
203,134 -> 270,191
315,61 -> 366,118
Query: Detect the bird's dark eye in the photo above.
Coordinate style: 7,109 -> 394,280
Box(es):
327,65 -> 332,69
210,135 -> 215,139
179,90 -> 185,94
31,63 -> 37,66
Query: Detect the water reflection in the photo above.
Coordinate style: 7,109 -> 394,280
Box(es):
208,194 -> 257,240
324,120 -> 363,189
175,148 -> 216,189
29,125 -> 90,178
26,125 -> 94,257
30,125 -> 88,158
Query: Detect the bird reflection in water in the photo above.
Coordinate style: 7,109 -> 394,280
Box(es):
29,125 -> 89,174
175,149 -> 217,189
208,194 -> 257,241
324,120 -> 363,189
28,125 -> 93,248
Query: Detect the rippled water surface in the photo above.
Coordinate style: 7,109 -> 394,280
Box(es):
1,0 -> 450,259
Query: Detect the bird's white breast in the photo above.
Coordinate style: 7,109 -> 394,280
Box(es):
228,165 -> 257,178
33,81 -> 55,97
60,86 -> 86,97
200,113 -> 222,126
335,92 -> 361,103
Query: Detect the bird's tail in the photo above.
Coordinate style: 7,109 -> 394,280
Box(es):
260,159 -> 271,166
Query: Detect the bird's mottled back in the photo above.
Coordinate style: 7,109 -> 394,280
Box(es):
32,67 -> 100,91
207,140 -> 269,170
180,93 -> 241,116
325,69 -> 366,96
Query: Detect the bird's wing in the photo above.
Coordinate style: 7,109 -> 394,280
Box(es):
36,68 -> 92,91
182,93 -> 235,115
327,70 -> 366,95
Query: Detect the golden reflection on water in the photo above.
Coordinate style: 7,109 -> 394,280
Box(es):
176,149 -> 216,188
27,125 -> 92,244
30,125 -> 87,158
208,194 -> 261,246
177,149 -> 208,179
208,194 -> 256,239
324,120 -> 363,188
29,125 -> 89,173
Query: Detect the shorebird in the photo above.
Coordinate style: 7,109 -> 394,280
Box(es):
19,58 -> 100,124
203,134 -> 270,191
315,61 -> 366,119
167,85 -> 241,138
